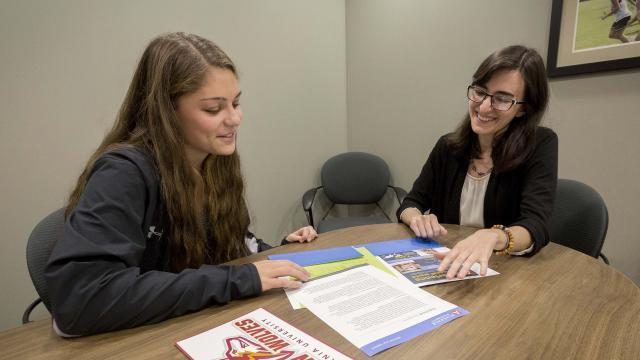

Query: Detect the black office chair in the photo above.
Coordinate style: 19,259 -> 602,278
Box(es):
23,208 -> 64,323
302,152 -> 407,233
550,179 -> 609,264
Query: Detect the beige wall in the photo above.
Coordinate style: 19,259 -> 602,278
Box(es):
0,0 -> 347,330
2,0 -> 638,333
346,0 -> 640,284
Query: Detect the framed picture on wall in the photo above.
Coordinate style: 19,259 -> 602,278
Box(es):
547,0 -> 640,77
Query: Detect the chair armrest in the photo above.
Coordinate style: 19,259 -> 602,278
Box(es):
302,187 -> 320,211
302,187 -> 321,227
22,298 -> 42,324
389,186 -> 407,204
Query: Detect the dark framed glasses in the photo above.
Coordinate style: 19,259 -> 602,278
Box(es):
467,85 -> 525,111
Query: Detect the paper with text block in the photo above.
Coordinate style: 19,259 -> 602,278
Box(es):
288,265 -> 468,356
285,247 -> 393,310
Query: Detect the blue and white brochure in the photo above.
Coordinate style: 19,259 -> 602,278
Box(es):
288,264 -> 468,357
378,246 -> 499,286
362,238 -> 498,286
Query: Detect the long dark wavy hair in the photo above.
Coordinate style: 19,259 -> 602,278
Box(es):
66,32 -> 250,271
448,45 -> 549,172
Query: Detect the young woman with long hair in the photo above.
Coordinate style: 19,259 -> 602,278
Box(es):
397,45 -> 558,280
45,32 -> 317,336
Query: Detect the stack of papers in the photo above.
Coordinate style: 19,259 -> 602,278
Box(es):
177,238 -> 493,359
268,238 -> 494,356
270,237 -> 498,288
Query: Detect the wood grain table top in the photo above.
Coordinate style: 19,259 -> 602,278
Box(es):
2,223 -> 638,360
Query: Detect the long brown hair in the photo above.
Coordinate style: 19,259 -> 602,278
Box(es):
66,32 -> 250,271
448,45 -> 549,172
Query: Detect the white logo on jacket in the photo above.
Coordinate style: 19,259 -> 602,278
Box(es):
147,226 -> 163,239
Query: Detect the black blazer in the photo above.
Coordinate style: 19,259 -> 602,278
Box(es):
397,127 -> 558,255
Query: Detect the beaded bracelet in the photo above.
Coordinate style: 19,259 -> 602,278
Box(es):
491,224 -> 514,255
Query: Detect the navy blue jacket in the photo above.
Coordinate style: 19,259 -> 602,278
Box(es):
46,147 -> 269,335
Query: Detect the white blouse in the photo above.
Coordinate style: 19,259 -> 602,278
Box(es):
459,172 -> 490,227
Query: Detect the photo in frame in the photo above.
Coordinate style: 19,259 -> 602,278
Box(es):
547,0 -> 640,77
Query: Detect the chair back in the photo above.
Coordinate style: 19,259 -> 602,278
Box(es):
550,179 -> 608,258
321,152 -> 390,204
26,208 -> 65,312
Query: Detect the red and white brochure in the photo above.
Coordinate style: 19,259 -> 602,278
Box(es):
176,308 -> 353,360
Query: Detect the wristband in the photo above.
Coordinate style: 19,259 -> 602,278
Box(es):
491,225 -> 513,255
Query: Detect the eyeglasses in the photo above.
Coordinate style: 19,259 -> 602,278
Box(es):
467,85 -> 525,111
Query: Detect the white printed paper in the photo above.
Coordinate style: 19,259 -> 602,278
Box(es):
288,265 -> 468,356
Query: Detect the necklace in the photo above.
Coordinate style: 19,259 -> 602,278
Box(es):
471,162 -> 493,177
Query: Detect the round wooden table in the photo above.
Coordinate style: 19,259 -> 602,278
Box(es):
2,223 -> 639,359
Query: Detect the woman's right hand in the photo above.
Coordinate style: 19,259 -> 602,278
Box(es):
253,260 -> 309,291
402,208 -> 448,238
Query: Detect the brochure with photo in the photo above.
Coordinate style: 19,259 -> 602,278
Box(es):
377,246 -> 499,286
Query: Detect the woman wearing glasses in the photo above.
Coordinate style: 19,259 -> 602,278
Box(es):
397,45 -> 557,280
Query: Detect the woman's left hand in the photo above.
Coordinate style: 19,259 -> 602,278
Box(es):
285,226 -> 318,243
436,229 -> 503,279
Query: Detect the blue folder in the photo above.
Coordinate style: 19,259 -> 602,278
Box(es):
268,246 -> 362,266
359,237 -> 441,256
